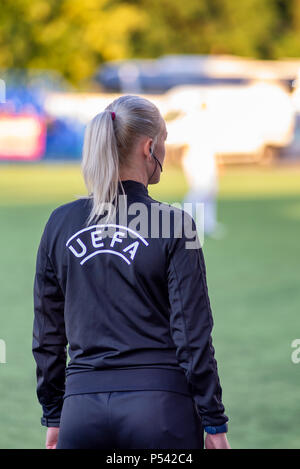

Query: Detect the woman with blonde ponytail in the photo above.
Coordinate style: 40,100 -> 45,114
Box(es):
33,95 -> 230,450
81,95 -> 164,226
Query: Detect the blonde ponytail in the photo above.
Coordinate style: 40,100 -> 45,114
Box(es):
81,110 -> 119,225
81,95 -> 163,226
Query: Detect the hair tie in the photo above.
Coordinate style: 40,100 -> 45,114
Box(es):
111,111 -> 116,121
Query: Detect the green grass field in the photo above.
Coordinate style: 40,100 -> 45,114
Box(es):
0,163 -> 300,449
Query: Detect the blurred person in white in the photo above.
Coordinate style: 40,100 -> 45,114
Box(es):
182,101 -> 225,239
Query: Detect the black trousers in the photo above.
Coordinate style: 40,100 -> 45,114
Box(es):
56,390 -> 204,449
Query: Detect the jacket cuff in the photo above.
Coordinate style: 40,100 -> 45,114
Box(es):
204,423 -> 228,434
41,416 -> 60,428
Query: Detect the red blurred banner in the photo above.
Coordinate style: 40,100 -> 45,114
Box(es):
0,114 -> 46,161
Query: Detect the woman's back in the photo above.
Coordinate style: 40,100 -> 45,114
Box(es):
32,94 -> 229,449
39,180 -> 185,374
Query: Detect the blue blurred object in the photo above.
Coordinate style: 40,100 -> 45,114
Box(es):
0,69 -> 86,160
95,55 -> 251,93
0,69 -> 70,114
44,117 -> 85,160
1,79 -> 44,116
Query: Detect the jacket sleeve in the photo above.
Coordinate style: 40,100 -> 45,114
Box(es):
167,214 -> 228,429
32,221 -> 67,427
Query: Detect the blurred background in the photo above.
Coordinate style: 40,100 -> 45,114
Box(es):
0,0 -> 300,449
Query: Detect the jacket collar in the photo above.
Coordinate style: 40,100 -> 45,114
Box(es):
118,180 -> 149,196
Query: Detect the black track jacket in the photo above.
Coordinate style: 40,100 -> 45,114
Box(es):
32,180 -> 228,430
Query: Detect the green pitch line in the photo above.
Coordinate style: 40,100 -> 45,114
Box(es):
0,163 -> 300,205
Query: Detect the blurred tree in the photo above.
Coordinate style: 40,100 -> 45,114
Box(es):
1,0 -> 300,86
127,0 -> 278,58
272,0 -> 300,57
0,0 -> 146,84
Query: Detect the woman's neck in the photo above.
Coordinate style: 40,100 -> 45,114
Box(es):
119,169 -> 148,188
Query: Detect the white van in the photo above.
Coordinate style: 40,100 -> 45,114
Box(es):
164,82 -> 295,165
